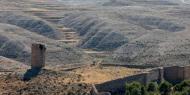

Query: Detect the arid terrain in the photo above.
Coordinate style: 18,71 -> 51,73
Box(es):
0,57 -> 142,95
0,0 -> 190,94
1,0 -> 190,66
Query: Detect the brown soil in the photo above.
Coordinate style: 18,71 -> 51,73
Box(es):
0,70 -> 92,95
0,56 -> 29,72
0,59 -> 142,95
71,65 -> 142,84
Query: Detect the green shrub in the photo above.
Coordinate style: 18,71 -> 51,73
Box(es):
173,92 -> 182,95
125,82 -> 146,95
159,81 -> 172,95
131,88 -> 141,95
147,92 -> 160,95
141,86 -> 147,95
181,87 -> 190,95
174,80 -> 190,92
147,82 -> 158,92
174,84 -> 183,92
124,80 -> 190,95
181,91 -> 189,95
182,80 -> 190,87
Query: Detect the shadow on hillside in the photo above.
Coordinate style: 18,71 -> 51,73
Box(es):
23,68 -> 42,81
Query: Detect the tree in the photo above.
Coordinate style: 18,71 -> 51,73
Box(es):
125,82 -> 145,95
147,82 -> 158,92
181,87 -> 190,95
159,81 -> 172,95
174,80 -> 190,92
141,86 -> 147,95
131,88 -> 141,95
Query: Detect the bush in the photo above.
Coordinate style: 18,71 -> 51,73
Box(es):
174,80 -> 190,92
173,92 -> 182,95
141,86 -> 147,95
131,88 -> 141,95
181,87 -> 190,95
174,84 -> 183,92
125,82 -> 146,95
148,92 -> 160,95
124,80 -> 190,95
147,82 -> 158,92
159,81 -> 172,95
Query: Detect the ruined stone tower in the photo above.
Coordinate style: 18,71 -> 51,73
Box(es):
31,43 -> 46,68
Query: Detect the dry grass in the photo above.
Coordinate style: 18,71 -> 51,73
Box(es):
0,69 -> 92,95
71,65 -> 142,84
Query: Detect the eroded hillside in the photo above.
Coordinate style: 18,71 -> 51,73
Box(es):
1,0 -> 190,94
57,0 -> 190,66
1,0 -> 190,68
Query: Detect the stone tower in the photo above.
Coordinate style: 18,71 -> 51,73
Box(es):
31,43 -> 46,68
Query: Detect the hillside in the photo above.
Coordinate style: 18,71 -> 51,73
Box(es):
0,69 -> 92,95
0,56 -> 29,72
1,0 -> 190,67
0,12 -> 59,39
56,0 -> 190,66
0,23 -> 84,65
1,0 -> 190,94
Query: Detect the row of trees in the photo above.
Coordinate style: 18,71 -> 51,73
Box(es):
125,80 -> 190,95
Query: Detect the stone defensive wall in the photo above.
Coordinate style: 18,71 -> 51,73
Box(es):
30,43 -> 190,95
164,66 -> 190,84
102,63 -> 157,69
95,65 -> 190,94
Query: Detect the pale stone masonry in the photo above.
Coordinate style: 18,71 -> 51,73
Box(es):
96,65 -> 190,94
164,66 -> 190,83
31,43 -> 46,68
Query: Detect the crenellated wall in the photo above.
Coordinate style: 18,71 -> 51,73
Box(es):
164,66 -> 190,84
95,65 -> 190,94
95,73 -> 148,94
